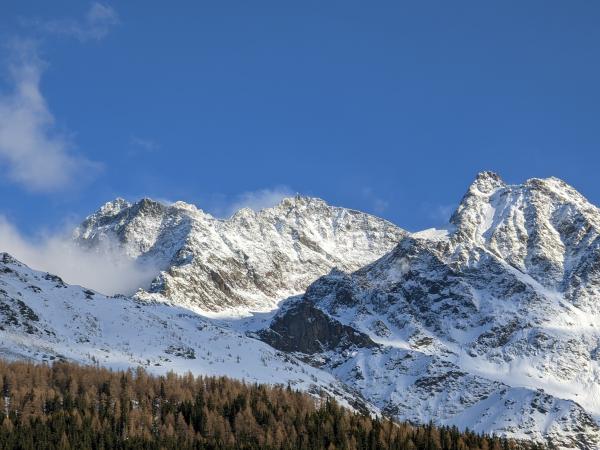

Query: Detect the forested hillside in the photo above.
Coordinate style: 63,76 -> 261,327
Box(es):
0,359 -> 544,450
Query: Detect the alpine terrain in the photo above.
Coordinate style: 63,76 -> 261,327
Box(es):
2,172 -> 600,448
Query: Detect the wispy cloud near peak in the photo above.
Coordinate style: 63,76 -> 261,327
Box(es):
0,215 -> 157,296
0,39 -> 101,192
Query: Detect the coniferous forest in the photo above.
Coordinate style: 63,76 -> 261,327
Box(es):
0,359 -> 545,450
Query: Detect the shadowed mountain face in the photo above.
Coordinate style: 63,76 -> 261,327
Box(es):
3,172 -> 600,448
74,196 -> 405,313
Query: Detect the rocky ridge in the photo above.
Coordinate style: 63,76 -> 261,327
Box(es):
74,195 -> 405,313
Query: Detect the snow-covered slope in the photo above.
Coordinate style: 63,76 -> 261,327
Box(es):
0,253 -> 371,414
74,196 -> 405,314
258,172 -> 600,449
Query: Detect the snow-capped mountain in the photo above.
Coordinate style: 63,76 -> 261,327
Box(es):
74,196 -> 405,313
259,172 -> 600,448
3,173 -> 600,448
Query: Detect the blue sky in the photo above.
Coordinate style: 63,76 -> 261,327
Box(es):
1,1 -> 600,235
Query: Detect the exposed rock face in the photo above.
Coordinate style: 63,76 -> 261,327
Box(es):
258,299 -> 377,354
74,196 -> 405,313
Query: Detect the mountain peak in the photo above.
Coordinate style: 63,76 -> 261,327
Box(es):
171,200 -> 201,213
448,172 -> 505,233
469,171 -> 505,195
445,172 -> 600,294
130,197 -> 168,217
273,195 -> 328,210
98,197 -> 131,216
0,252 -> 20,265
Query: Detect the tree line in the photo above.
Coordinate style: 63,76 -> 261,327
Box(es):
0,359 -> 546,450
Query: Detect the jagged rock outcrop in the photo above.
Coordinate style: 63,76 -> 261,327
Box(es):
258,298 -> 377,354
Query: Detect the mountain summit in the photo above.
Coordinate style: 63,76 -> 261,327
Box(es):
450,171 -> 600,297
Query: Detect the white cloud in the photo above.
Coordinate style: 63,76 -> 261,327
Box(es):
0,216 -> 158,296
217,186 -> 295,218
0,39 -> 100,192
31,3 -> 119,42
